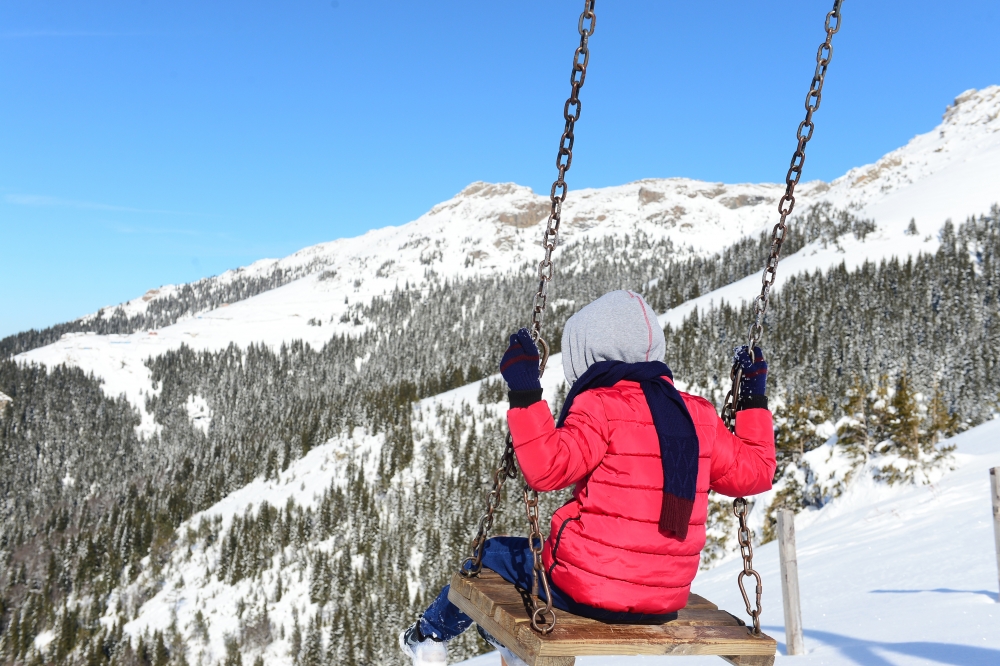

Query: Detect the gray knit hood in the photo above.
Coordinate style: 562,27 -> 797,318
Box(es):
561,290 -> 666,385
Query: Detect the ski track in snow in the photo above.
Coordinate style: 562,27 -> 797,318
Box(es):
458,418 -> 1000,666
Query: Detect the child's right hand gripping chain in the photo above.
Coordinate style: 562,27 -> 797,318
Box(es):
735,345 -> 767,399
499,328 -> 542,393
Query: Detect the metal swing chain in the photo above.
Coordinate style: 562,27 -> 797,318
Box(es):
530,0 -> 597,369
460,432 -> 518,577
523,0 -> 596,634
723,1 -> 844,636
734,497 -> 763,634
461,0 -> 596,636
723,0 -> 844,432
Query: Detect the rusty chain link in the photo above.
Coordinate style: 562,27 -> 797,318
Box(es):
523,0 -> 595,633
734,498 -> 762,634
723,0 -> 843,433
461,433 -> 518,577
461,0 -> 596,636
524,484 -> 556,632
529,0 -> 596,357
722,0 -> 844,635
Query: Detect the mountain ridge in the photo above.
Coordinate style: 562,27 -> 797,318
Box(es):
8,85 -> 999,361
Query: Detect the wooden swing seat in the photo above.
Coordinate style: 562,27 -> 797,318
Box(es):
448,570 -> 776,666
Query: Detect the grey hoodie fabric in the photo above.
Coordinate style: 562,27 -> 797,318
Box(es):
561,290 -> 666,385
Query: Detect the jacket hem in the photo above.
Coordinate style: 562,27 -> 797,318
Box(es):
554,557 -> 692,590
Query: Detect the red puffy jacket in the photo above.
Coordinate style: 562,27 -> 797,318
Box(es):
507,378 -> 775,614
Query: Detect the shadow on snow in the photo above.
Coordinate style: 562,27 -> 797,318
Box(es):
762,627 -> 1000,665
869,587 -> 999,602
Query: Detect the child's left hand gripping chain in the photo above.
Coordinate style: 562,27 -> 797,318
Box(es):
499,328 -> 542,392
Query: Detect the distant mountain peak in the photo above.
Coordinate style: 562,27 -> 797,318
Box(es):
455,181 -> 535,199
431,181 -> 549,229
826,85 -> 1000,214
942,85 -> 1000,128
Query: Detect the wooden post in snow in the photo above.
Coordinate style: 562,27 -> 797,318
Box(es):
777,509 -> 804,655
991,467 -> 1000,602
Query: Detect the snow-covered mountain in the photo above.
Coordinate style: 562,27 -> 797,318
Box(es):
4,86 -> 1000,666
15,86 -> 1000,425
106,83 -> 1000,329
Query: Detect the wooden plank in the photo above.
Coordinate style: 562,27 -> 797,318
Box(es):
500,655 -> 577,666
673,609 -> 743,627
452,571 -> 720,611
534,624 -> 777,658
449,581 -> 542,665
449,571 -> 777,664
687,593 -> 719,610
534,659 -> 576,666
777,508 -> 805,655
453,573 -> 730,627
485,598 -> 739,628
722,655 -> 776,666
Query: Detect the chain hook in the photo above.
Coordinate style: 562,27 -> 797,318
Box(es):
733,498 -> 762,634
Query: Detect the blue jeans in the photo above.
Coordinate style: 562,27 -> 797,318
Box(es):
418,536 -> 676,641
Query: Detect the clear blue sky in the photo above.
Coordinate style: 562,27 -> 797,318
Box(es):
2,1 -> 998,338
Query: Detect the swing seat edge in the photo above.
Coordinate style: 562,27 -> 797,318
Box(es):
448,571 -> 776,666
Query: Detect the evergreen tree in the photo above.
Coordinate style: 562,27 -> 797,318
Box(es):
301,616 -> 325,666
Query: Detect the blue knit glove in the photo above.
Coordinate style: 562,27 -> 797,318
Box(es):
735,346 -> 767,397
499,328 -> 541,392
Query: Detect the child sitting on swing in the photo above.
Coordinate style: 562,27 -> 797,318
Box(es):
401,290 -> 776,665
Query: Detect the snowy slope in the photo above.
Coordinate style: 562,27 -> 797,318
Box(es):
15,87 -> 1000,431
84,85 -> 1000,665
108,426 -> 387,663
459,418 -> 1000,666
111,372 -> 494,664
661,85 -> 1000,329
116,355 -> 1000,666
828,86 -> 1000,229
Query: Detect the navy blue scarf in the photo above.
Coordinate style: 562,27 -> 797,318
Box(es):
557,360 -> 699,540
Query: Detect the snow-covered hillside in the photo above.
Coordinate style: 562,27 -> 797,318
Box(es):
5,85 -> 1000,666
115,355 -> 1000,666
458,418 -> 1000,666
16,86 -> 1000,423
831,86 -> 1000,227
109,375 -> 492,665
